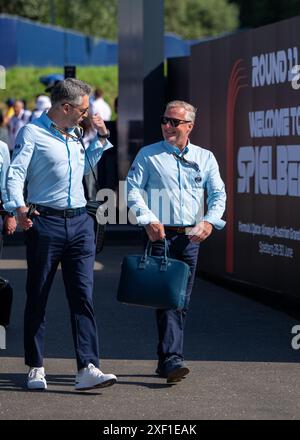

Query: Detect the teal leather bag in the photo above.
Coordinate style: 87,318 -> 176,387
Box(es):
117,239 -> 191,310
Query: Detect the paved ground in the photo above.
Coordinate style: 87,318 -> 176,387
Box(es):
0,243 -> 300,420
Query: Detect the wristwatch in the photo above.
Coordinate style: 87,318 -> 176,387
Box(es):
97,129 -> 110,139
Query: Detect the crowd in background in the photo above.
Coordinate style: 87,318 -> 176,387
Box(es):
0,87 -> 113,156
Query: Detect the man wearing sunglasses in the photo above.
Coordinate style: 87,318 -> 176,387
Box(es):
4,78 -> 117,391
126,100 -> 226,383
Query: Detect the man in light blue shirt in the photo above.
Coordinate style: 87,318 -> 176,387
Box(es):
126,100 -> 226,383
4,79 -> 117,391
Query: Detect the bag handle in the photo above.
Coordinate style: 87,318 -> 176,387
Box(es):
139,238 -> 169,271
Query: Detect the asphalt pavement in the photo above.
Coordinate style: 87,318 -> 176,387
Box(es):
0,242 -> 300,420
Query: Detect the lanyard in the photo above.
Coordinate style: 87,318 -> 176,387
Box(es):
172,152 -> 200,173
51,123 -> 82,141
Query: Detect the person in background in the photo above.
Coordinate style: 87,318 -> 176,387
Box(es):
21,100 -> 32,121
91,88 -> 112,121
7,100 -> 31,153
0,110 -> 9,146
81,116 -> 98,200
3,98 -> 15,125
126,100 -> 226,383
30,95 -> 51,121
0,140 -> 17,243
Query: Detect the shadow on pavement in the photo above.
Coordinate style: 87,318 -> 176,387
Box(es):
1,245 -> 299,364
0,372 -> 173,394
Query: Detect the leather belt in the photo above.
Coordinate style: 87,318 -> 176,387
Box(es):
34,204 -> 86,218
164,226 -> 194,234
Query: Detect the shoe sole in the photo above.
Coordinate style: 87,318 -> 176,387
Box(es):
167,367 -> 190,383
75,378 -> 117,391
27,383 -> 47,390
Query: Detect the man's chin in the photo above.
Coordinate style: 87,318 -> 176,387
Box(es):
164,136 -> 176,145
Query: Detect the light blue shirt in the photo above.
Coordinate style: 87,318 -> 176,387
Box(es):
0,140 -> 10,205
126,140 -> 226,229
4,111 -> 113,211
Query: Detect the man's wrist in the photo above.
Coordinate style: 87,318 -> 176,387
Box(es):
16,206 -> 27,215
97,129 -> 110,139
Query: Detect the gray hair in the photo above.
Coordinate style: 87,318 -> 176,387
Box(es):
166,100 -> 197,123
50,78 -> 92,106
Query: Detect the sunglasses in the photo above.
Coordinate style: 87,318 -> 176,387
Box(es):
160,116 -> 192,128
63,102 -> 89,115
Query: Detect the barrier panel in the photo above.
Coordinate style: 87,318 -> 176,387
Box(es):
189,16 -> 300,299
0,15 -> 192,67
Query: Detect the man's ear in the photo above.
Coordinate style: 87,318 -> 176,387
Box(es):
61,103 -> 69,114
188,123 -> 194,134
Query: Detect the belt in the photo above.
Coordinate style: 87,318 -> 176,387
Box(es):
34,204 -> 87,218
164,226 -> 194,234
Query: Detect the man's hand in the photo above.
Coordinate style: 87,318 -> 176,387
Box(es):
3,215 -> 17,235
91,113 -> 108,136
187,221 -> 213,243
16,206 -> 39,231
145,222 -> 166,242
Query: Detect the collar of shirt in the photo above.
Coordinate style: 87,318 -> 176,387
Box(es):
126,139 -> 226,229
163,140 -> 190,156
40,111 -> 78,139
4,111 -> 108,211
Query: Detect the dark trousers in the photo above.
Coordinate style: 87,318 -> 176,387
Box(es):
144,231 -> 200,369
0,215 -> 3,256
24,212 -> 99,370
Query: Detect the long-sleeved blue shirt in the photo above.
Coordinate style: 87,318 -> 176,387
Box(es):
4,111 -> 113,211
126,140 -> 226,229
0,140 -> 10,204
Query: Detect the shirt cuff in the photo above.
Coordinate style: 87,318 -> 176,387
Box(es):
3,197 -> 25,212
91,136 -> 114,152
203,215 -> 226,230
136,212 -> 160,225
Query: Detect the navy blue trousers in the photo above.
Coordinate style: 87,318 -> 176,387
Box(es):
24,212 -> 99,370
144,231 -> 200,369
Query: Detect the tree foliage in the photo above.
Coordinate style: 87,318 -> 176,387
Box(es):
230,0 -> 300,29
53,0 -> 117,40
3,0 -> 300,40
0,0 -> 239,40
0,0 -> 118,40
0,0 -> 49,21
165,0 -> 239,39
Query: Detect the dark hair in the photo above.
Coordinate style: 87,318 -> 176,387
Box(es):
5,98 -> 14,107
51,78 -> 92,106
0,109 -> 3,125
94,88 -> 104,99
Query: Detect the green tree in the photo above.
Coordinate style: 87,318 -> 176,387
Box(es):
165,0 -> 239,39
230,0 -> 300,28
53,0 -> 117,40
0,0 -> 117,40
0,0 -> 239,41
0,0 -> 49,21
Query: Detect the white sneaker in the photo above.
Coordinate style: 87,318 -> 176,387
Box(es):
75,363 -> 117,391
27,367 -> 47,390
